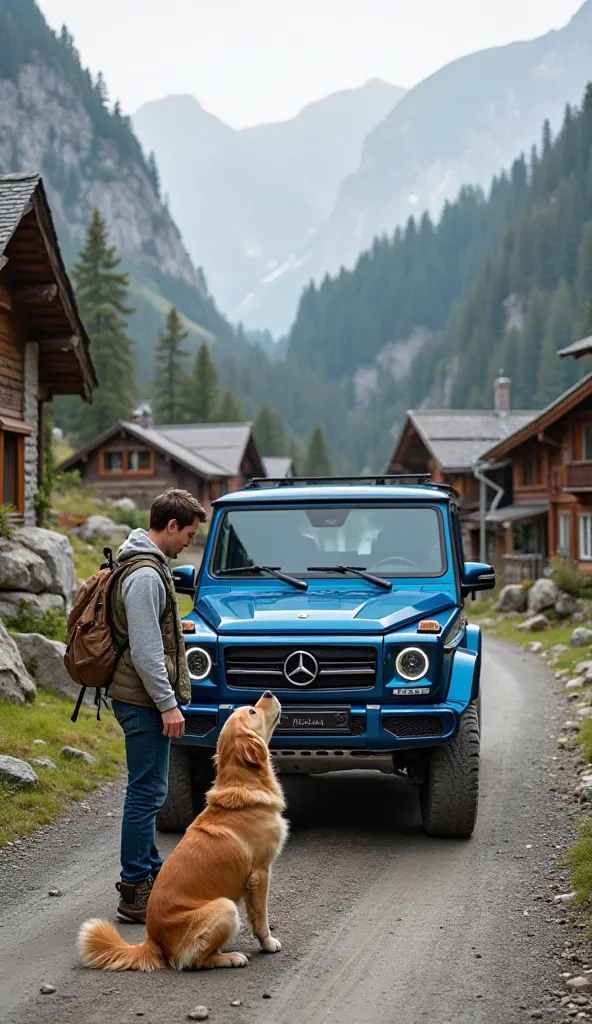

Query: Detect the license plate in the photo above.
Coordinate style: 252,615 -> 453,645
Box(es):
276,706 -> 351,735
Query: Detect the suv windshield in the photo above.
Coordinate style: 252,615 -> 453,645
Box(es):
212,505 -> 445,577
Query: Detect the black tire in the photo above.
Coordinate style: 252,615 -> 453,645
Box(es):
157,747 -> 214,833
420,702 -> 480,838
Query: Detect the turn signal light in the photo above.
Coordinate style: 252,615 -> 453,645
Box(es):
418,620 -> 441,634
182,621 -> 196,633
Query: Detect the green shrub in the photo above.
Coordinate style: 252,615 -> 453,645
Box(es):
5,600 -> 68,643
0,504 -> 15,539
109,505 -> 149,531
551,557 -> 585,598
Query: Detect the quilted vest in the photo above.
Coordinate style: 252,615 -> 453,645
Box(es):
108,555 -> 191,709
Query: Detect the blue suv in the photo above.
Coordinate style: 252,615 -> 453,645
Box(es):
161,476 -> 495,838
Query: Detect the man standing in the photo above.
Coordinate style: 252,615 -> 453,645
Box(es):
108,488 -> 207,923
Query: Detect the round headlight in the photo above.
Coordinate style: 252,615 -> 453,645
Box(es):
186,647 -> 212,681
395,647 -> 429,682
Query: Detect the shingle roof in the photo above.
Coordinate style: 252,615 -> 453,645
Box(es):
0,172 -> 40,257
407,409 -> 539,471
559,335 -> 592,359
155,423 -> 253,476
262,456 -> 294,479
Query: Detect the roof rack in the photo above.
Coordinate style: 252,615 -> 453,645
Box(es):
246,472 -> 457,490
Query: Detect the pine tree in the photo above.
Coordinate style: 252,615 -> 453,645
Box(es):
216,390 -> 244,422
153,307 -> 188,425
535,280 -> 574,406
304,425 -> 332,477
288,437 -> 303,476
185,343 -> 218,422
147,151 -> 161,197
73,210 -> 135,442
254,405 -> 287,455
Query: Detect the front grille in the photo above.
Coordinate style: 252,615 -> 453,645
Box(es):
382,715 -> 443,739
184,713 -> 217,737
225,645 -> 377,690
351,716 -> 366,735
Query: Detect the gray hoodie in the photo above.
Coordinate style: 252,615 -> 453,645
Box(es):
115,529 -> 178,713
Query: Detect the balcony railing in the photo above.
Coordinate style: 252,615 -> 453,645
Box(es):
503,553 -> 546,585
565,462 -> 592,491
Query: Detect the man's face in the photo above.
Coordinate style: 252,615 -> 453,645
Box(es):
163,518 -> 200,559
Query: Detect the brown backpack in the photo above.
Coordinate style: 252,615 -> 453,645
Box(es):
65,548 -> 131,722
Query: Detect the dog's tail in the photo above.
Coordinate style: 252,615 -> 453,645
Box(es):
78,919 -> 166,972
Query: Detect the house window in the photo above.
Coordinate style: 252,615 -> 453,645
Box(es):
103,450 -> 124,473
582,425 -> 592,461
558,513 -> 571,558
2,432 -> 20,507
128,450 -> 152,473
579,515 -> 592,560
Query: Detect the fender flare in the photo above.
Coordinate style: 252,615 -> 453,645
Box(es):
447,624 -> 482,710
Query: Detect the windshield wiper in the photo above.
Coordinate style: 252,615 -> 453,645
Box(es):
308,565 -> 392,591
218,565 -> 308,591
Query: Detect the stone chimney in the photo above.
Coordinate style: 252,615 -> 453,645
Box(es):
132,400 -> 153,429
494,371 -> 510,417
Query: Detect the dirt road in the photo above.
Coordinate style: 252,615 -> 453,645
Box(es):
0,637 -> 579,1024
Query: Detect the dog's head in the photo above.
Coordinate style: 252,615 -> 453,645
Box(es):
216,691 -> 282,774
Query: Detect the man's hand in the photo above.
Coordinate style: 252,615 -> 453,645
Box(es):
161,707 -> 185,738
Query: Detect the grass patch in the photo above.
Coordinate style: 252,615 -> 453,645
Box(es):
0,687 -> 124,846
567,818 -> 592,915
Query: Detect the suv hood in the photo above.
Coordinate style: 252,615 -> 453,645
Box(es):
196,588 -> 456,635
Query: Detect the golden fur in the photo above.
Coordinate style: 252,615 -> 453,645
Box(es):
79,693 -> 288,971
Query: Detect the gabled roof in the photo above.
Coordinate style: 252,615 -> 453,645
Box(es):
559,335 -> 592,359
482,371 -> 592,462
391,409 -> 539,473
56,420 -> 232,479
154,423 -> 256,476
262,456 -> 294,479
0,172 -> 96,401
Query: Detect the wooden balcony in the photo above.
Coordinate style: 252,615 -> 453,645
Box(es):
503,553 -> 546,585
565,461 -> 592,491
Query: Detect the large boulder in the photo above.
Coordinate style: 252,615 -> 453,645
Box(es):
0,591 -> 65,622
496,585 -> 527,613
15,528 -> 77,604
517,614 -> 549,633
0,619 -> 36,703
527,579 -> 558,615
0,539 -> 52,593
0,755 -> 38,788
12,633 -> 89,702
79,516 -> 130,542
571,627 -> 592,649
555,592 -> 578,618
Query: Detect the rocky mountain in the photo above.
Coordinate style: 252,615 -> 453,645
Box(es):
0,0 -> 235,386
250,0 -> 592,334
132,80 -> 404,325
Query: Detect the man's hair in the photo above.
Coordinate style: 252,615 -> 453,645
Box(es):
150,489 -> 208,531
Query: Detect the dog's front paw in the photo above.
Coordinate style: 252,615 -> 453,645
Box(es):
261,935 -> 282,953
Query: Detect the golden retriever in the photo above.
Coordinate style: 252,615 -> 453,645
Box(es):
78,691 -> 287,971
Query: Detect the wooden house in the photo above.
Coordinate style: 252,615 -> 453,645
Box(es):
0,172 -> 96,523
56,420 -> 266,509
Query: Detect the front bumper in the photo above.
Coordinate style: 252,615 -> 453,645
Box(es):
176,701 -> 459,752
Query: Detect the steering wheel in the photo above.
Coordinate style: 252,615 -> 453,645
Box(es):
371,555 -> 420,571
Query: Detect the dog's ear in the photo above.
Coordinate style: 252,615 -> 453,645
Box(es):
235,729 -> 268,769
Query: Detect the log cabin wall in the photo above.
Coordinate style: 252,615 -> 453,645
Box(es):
0,273 -> 35,522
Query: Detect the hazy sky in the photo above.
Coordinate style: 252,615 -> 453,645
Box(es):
37,0 -> 584,128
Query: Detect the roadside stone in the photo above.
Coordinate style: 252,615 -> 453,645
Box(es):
187,1008 -> 209,1021
33,738 -> 46,745
230,1000 -> 242,1007
528,642 -> 544,653
572,628 -> 592,649
577,776 -> 592,800
112,497 -> 137,513
576,662 -> 592,676
39,984 -> 56,995
496,584 -> 527,613
477,617 -> 499,628
79,516 -> 130,542
31,758 -> 58,771
518,615 -> 550,633
566,680 -> 584,690
552,644 -> 570,654
527,578 -> 558,614
556,593 -> 579,618
555,893 -> 577,904
0,754 -> 38,787
12,633 -> 87,702
0,618 -> 36,704
48,889 -> 62,897
61,746 -> 98,765
576,707 -> 592,721
567,978 -> 591,992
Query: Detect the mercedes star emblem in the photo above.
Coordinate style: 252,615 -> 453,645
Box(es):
283,650 -> 319,686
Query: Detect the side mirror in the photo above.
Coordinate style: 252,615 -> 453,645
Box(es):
461,561 -> 496,597
172,564 -> 197,595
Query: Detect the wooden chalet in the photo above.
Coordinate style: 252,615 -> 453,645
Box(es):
57,420 -> 266,509
481,362 -> 592,580
0,172 -> 96,523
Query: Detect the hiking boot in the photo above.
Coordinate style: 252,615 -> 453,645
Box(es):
115,878 -> 153,923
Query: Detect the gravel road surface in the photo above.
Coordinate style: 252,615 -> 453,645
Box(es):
0,636 -> 578,1024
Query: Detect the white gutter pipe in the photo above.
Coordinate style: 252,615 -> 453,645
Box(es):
472,460 -> 507,563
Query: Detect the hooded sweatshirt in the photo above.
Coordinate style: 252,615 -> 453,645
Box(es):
115,529 -> 178,713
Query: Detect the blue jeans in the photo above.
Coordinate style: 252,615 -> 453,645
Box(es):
112,700 -> 171,885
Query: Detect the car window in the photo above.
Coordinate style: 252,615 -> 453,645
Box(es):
212,506 -> 445,577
